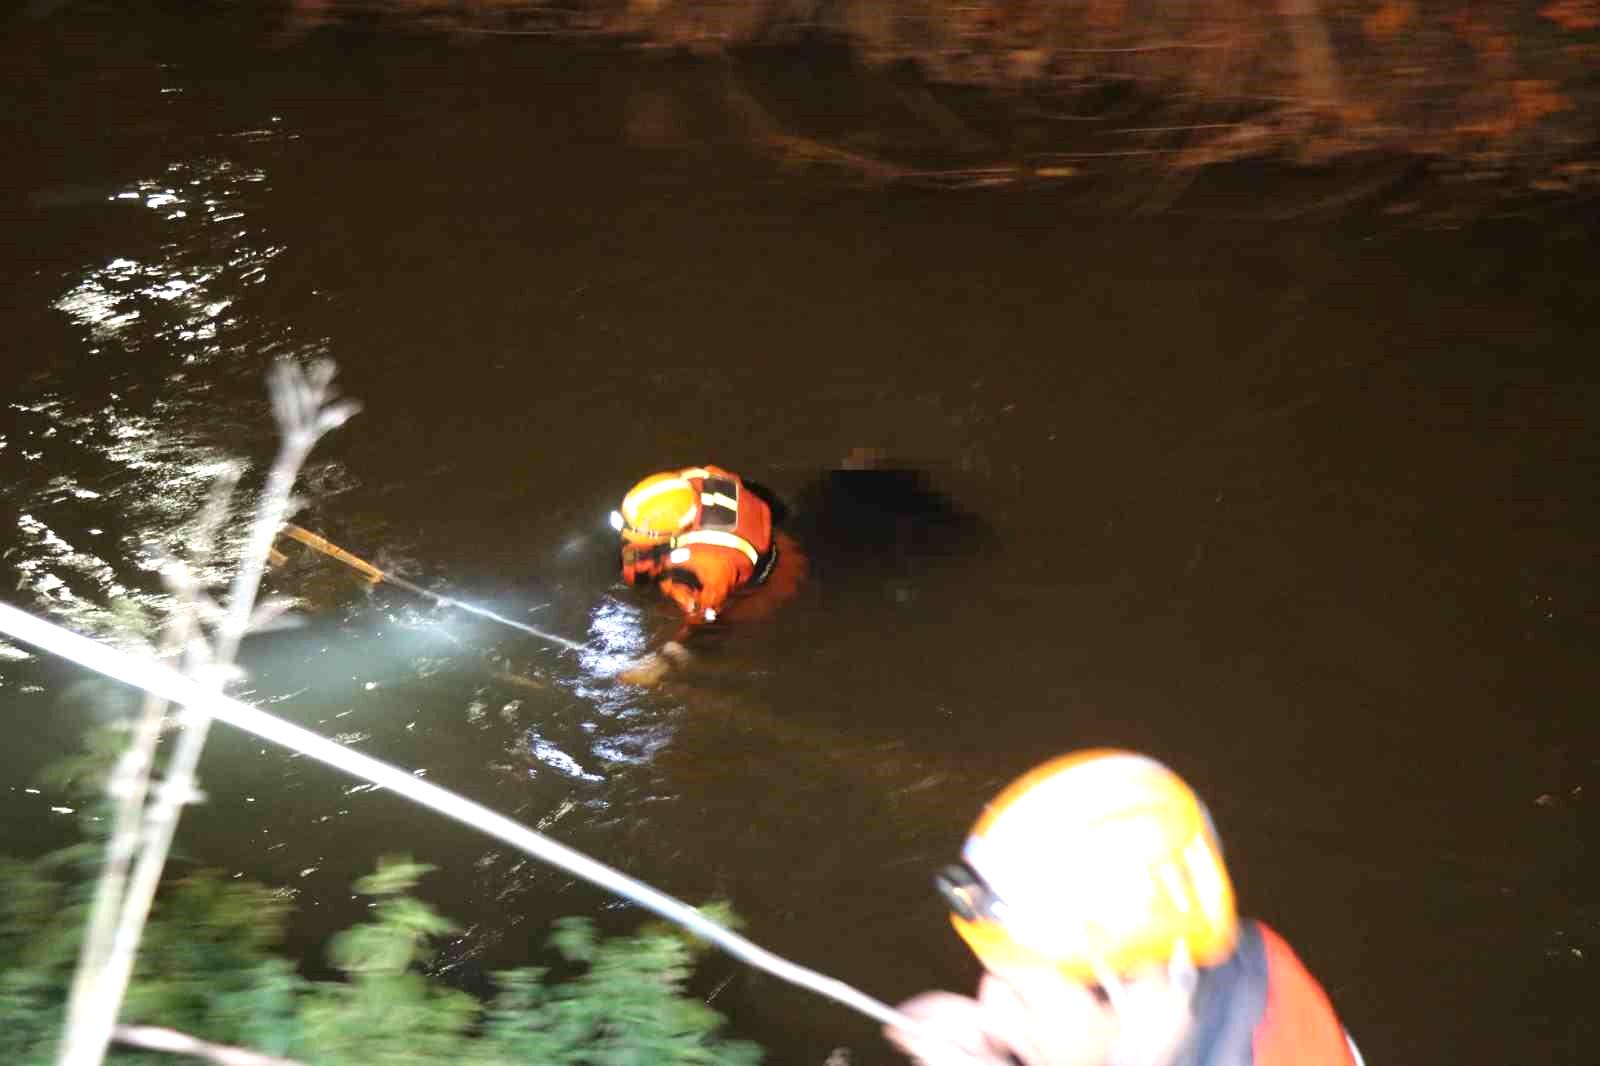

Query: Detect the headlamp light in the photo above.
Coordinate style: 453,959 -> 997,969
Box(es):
608,510 -> 625,532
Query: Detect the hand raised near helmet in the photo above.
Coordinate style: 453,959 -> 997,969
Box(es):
884,992 -> 1018,1066
887,974 -> 1119,1066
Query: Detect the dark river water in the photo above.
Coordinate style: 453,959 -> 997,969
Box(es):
2,5 -> 1594,1065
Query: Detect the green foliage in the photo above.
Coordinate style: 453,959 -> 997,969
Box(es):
0,851 -> 763,1066
472,911 -> 762,1066
0,859 -> 305,1065
300,856 -> 479,1065
122,875 -> 305,1055
0,857 -> 72,1064
36,722 -> 132,802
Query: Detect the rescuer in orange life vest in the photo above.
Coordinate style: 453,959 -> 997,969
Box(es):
886,750 -> 1365,1066
610,465 -> 800,627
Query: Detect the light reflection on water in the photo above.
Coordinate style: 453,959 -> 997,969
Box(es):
576,595 -> 648,681
51,159 -> 276,356
9,144 -> 309,643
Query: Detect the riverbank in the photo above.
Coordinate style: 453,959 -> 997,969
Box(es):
266,0 -> 1600,204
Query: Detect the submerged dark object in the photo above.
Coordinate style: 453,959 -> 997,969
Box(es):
785,462 -> 998,575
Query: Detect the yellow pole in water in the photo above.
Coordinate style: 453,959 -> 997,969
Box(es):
278,523 -> 385,584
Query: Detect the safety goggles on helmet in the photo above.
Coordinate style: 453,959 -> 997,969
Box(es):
935,862 -> 1004,925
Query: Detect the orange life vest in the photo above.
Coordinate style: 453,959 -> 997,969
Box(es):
1253,924 -> 1361,1066
620,465 -> 776,620
1175,921 -> 1361,1066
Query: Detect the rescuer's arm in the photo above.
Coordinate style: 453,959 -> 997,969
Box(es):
884,992 -> 1018,1066
657,549 -> 738,624
615,638 -> 690,687
887,975 -> 1118,1066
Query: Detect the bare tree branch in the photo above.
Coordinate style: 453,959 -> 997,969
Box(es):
57,361 -> 356,1066
58,464 -> 241,1056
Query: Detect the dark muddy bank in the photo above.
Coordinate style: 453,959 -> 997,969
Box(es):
266,0 -> 1600,195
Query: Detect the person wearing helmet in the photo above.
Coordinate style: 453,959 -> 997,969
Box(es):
611,465 -> 792,625
886,750 -> 1363,1066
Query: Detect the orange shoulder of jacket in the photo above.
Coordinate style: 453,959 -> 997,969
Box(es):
1251,923 -> 1356,1066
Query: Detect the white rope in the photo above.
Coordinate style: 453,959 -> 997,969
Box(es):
0,601 -> 931,1039
113,1026 -> 303,1066
390,578 -> 588,653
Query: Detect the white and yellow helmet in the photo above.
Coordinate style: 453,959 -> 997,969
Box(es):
940,750 -> 1237,982
613,470 -> 700,545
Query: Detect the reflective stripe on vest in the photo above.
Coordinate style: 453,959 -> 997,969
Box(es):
673,529 -> 760,566
699,475 -> 740,532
